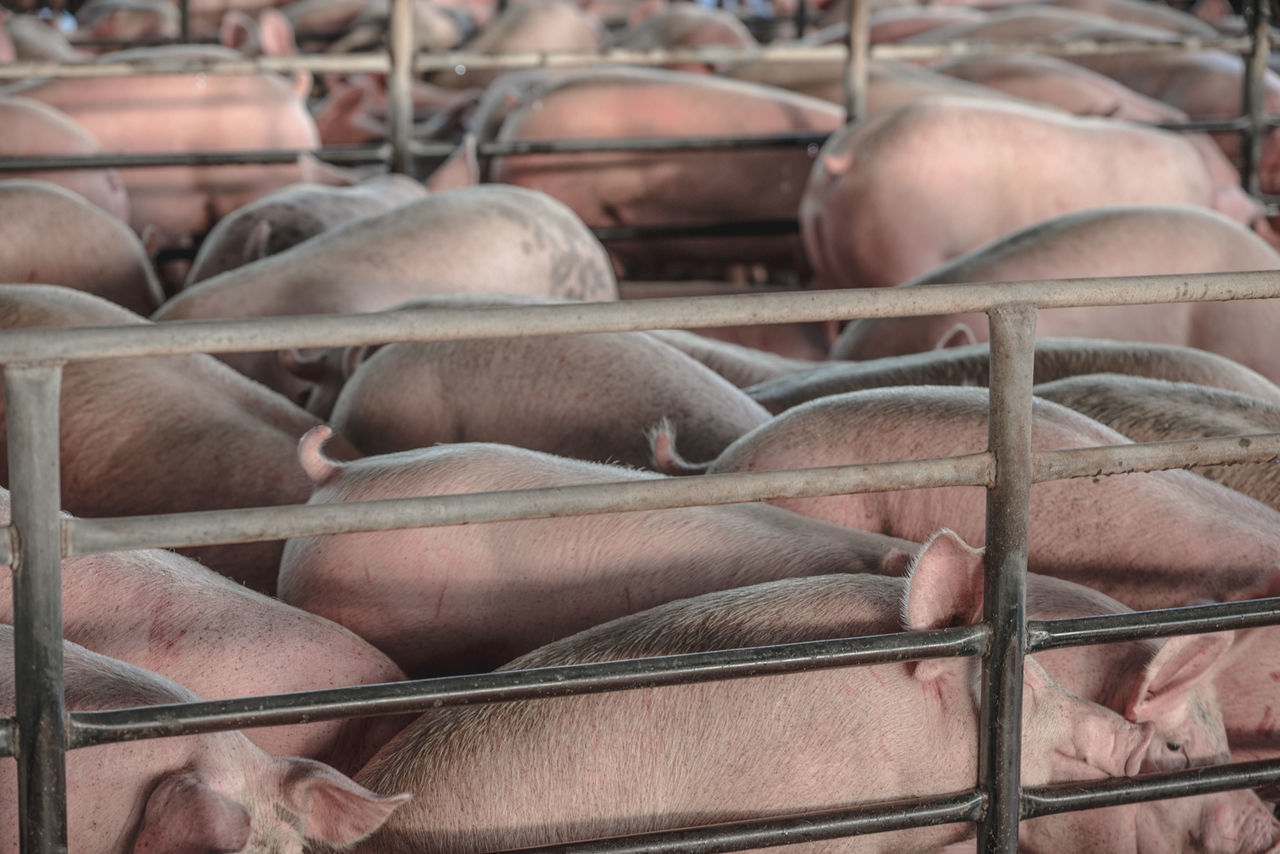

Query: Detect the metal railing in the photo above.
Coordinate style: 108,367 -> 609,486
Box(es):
5,270 -> 1280,854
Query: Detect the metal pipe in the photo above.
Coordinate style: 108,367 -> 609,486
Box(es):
387,0 -> 415,176
60,431 -> 1280,557
5,364 -> 67,854
64,454 -> 996,555
178,0 -> 189,43
975,306 -> 1037,854
1023,758 -> 1280,817
0,147 -> 389,173
65,626 -> 989,746
1241,0 -> 1271,195
843,0 -> 868,122
795,0 -> 807,38
0,34 -> 1254,80
495,792 -> 986,853
3,271 -> 1279,365
591,219 -> 800,241
1029,597 -> 1280,652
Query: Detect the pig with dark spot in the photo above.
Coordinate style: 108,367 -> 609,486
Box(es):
350,544 -> 1252,854
0,284 -> 353,594
829,206 -> 1280,385
0,180 -> 163,314
746,338 -> 1280,414
0,626 -> 409,854
327,330 -> 771,468
279,427 -> 916,676
154,185 -> 617,403
185,175 -> 428,285
800,100 -> 1270,291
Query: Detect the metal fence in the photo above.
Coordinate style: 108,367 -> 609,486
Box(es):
6,272 -> 1280,854
5,0 -> 1280,851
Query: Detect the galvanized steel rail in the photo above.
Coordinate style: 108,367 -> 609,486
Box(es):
5,269 -> 1280,854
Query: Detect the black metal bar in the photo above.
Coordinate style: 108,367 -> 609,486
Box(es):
62,625 -> 988,748
1241,0 -> 1271,195
794,0 -> 807,38
178,0 -> 189,43
5,364 -> 67,854
500,791 -> 986,854
1022,758 -> 1280,817
592,219 -> 800,241
0,147 -> 389,172
1029,598 -> 1280,652
976,305 -> 1038,854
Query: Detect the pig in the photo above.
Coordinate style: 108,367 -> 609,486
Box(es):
325,0 -> 479,53
0,180 -> 163,315
427,0 -> 604,90
0,96 -> 129,222
184,175 -> 428,285
1066,49 -> 1280,198
652,385 -> 1280,610
867,5 -> 989,43
1033,374 -> 1280,514
1,12 -> 88,61
0,284 -> 352,595
800,99 -> 1269,292
486,66 -> 844,278
8,45 -> 329,249
0,626 -> 408,854
828,206 -> 1280,387
0,485 -> 407,775
72,0 -> 179,45
326,329 -> 772,467
278,426 -> 918,676
1048,0 -> 1219,36
154,185 -> 618,404
645,327 -> 823,388
349,560 -> 1172,854
934,54 -> 1197,123
896,6 -> 1109,48
747,338 -> 1280,413
926,532 -> 1280,853
613,4 -> 756,73
722,56 -> 1019,110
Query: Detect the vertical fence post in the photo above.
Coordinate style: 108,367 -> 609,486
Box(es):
178,0 -> 190,43
843,0 -> 869,123
1241,0 -> 1270,197
6,364 -> 67,854
387,0 -> 416,176
976,305 -> 1037,854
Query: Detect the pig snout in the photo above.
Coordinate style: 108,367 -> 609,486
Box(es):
1200,790 -> 1280,854
1065,713 -> 1155,781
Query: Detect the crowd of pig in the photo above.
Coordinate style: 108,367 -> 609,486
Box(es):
8,0 -> 1280,847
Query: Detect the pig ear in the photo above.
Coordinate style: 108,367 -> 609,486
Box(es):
257,8 -> 297,56
129,772 -> 251,854
934,322 -> 977,350
243,220 -> 272,265
426,133 -> 481,192
1125,632 -> 1233,722
903,529 -> 985,632
218,10 -> 255,52
280,758 -> 411,845
904,530 -> 984,683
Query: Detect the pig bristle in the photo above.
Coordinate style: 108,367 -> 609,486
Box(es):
298,425 -> 341,486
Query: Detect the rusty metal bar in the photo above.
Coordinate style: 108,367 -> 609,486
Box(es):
843,0 -> 869,122
976,306 -> 1038,854
387,0 -> 415,175
5,364 -> 67,854
1241,0 -> 1271,195
1,271 -> 1277,365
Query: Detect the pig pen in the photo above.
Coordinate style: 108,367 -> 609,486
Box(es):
3,0 -> 1280,851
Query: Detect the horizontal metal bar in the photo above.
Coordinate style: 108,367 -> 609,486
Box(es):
0,147 -> 388,173
0,33 -> 1262,81
65,453 -> 995,555
3,270 -> 1280,365
500,791 -> 986,854
872,34 -> 1253,63
54,625 -> 988,748
1022,757 -> 1280,818
62,430 -> 1280,557
592,219 -> 801,241
1029,597 -> 1280,653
